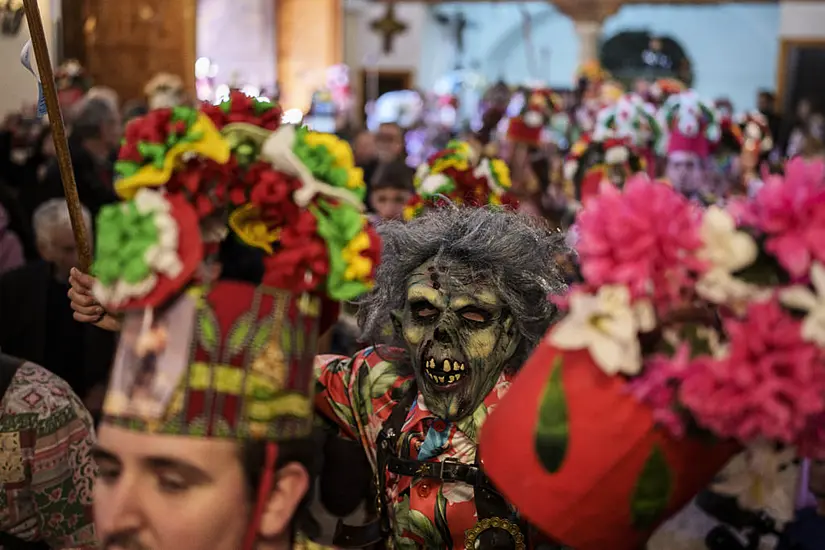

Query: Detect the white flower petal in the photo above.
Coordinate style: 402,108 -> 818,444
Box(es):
548,318 -> 593,350
419,173 -> 452,195
779,286 -> 819,312
810,262 -> 825,297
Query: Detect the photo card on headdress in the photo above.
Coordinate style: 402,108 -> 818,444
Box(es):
104,293 -> 197,421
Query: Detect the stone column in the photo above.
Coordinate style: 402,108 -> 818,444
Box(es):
574,20 -> 603,65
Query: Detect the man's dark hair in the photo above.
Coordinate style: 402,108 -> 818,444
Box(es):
371,160 -> 414,192
72,98 -> 116,141
758,90 -> 776,103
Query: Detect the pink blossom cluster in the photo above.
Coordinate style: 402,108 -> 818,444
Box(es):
632,300 -> 825,449
736,158 -> 825,280
575,176 -> 706,312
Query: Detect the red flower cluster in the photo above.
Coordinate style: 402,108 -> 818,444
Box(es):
262,210 -> 329,293
200,91 -> 283,131
165,157 -> 239,218
118,108 -> 181,163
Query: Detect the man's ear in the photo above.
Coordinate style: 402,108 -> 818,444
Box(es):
258,462 -> 310,541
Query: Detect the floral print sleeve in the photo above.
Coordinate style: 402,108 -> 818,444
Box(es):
0,363 -> 98,549
314,346 -> 415,468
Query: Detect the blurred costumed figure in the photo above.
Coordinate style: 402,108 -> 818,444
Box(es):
144,72 -> 186,111
54,59 -> 92,113
564,93 -> 665,209
659,89 -> 722,204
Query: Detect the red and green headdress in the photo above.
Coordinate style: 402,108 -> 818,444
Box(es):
504,88 -> 563,147
403,140 -> 516,220
94,90 -> 380,441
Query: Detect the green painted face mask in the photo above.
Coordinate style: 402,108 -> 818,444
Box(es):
394,260 -> 521,422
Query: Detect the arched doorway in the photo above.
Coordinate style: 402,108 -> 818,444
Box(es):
599,31 -> 693,89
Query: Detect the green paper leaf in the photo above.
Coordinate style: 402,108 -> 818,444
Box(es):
115,160 -> 141,178
280,324 -> 292,356
630,444 -> 673,530
197,304 -> 221,358
535,355 -> 569,473
225,312 -> 255,360
250,322 -> 273,357
408,509 -> 442,548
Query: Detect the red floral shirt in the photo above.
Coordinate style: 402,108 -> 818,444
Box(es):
315,346 -> 516,549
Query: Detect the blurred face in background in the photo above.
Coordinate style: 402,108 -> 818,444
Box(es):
376,123 -> 404,163
666,152 -> 705,196
370,187 -> 411,220
352,131 -> 376,166
37,222 -> 83,281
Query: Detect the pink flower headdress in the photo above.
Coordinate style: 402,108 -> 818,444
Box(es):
480,158 -> 825,550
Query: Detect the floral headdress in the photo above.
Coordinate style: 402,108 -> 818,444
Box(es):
93,95 -> 378,550
648,77 -> 686,107
504,88 -> 563,147
480,160 -> 825,549
659,89 -> 721,159
563,95 -> 660,202
403,140 -> 516,220
736,111 -> 774,154
144,72 -> 186,110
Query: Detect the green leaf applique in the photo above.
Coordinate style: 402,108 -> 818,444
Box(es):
197,304 -> 221,358
630,444 -> 673,529
250,322 -> 273,357
408,509 -> 443,548
535,355 -> 569,473
225,312 -> 254,360
456,402 -> 488,444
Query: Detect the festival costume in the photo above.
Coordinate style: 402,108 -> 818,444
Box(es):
144,73 -> 186,111
403,140 -> 515,220
503,88 -> 563,148
90,91 -> 380,549
0,354 -> 98,549
564,93 -> 664,205
317,205 -> 567,549
480,159 -> 825,549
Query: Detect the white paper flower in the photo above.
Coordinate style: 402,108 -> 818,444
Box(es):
780,262 -> 825,347
699,206 -> 758,272
549,285 -> 655,376
523,110 -> 544,128
695,207 -> 765,311
418,173 -> 452,196
711,441 -> 798,527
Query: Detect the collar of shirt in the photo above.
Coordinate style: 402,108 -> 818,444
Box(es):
400,371 -> 514,461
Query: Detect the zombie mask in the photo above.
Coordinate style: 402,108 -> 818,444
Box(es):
393,260 -> 519,421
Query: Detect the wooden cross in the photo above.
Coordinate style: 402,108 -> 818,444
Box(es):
371,2 -> 407,55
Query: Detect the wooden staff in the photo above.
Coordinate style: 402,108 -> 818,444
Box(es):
23,0 -> 92,271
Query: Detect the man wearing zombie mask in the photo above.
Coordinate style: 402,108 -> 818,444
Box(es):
315,207 -> 568,549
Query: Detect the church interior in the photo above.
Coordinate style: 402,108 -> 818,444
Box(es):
1,0 -> 824,120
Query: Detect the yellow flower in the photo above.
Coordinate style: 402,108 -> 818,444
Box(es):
490,159 -> 512,190
571,140 -> 588,157
303,132 -> 364,191
432,157 -> 469,174
116,113 -> 230,199
341,230 -> 373,283
228,204 -> 281,254
489,194 -> 502,206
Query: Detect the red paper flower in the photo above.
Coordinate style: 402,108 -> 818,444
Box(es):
247,163 -> 302,227
262,211 -> 329,292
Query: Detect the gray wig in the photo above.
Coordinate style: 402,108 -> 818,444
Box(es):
358,207 -> 568,369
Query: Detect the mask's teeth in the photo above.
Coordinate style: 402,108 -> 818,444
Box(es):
454,373 -> 462,381
442,360 -> 450,371
453,361 -> 460,372
448,375 -> 455,383
437,376 -> 445,383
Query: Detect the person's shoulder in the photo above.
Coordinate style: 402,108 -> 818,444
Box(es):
0,259 -> 47,287
2,362 -> 92,427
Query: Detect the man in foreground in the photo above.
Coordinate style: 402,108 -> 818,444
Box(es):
0,352 -> 98,549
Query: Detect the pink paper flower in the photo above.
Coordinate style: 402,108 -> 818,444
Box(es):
680,299 -> 825,444
628,344 -> 695,437
575,176 -> 705,310
739,158 -> 825,279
